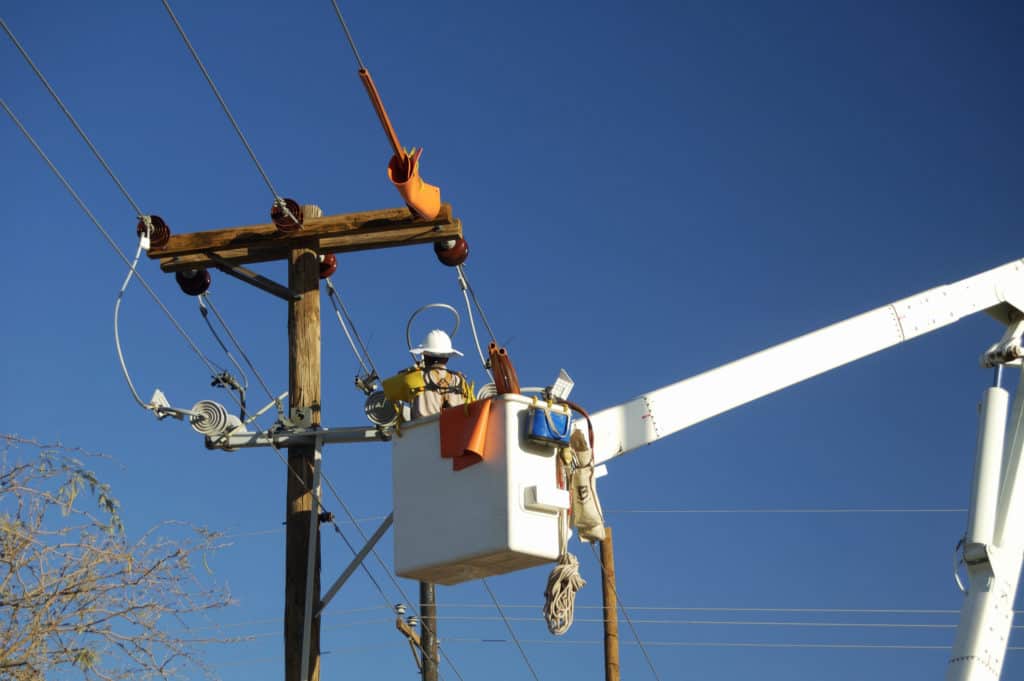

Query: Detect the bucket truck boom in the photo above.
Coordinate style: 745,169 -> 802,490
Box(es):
582,257 -> 1024,680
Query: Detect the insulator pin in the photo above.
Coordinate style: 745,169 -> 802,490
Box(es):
434,237 -> 469,267
176,268 -> 212,296
319,253 -> 338,279
137,215 -> 171,249
271,198 -> 304,232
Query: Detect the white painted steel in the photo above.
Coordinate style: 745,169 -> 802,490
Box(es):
965,387 -> 1009,557
947,549 -> 1020,681
996,362 -> 1024,549
590,258 -> 1024,465
946,365 -> 1024,681
392,394 -> 562,585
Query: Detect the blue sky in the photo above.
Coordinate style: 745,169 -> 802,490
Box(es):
3,1 -> 1024,679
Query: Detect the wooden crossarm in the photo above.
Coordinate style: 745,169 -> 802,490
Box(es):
148,204 -> 461,272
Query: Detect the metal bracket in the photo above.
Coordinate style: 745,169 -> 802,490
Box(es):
208,253 -> 299,301
981,318 -> 1024,368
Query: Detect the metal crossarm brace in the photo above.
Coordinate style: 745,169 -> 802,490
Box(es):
208,253 -> 299,301
316,513 -> 394,618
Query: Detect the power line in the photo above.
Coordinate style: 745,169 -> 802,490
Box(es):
422,615 -> 1014,630
265,442 -> 468,681
2,17 -> 146,219
200,292 -> 282,408
481,579 -> 542,681
605,508 -> 967,514
589,543 -> 662,681
441,638 -> 1024,652
435,604 -> 969,615
328,0 -> 368,71
318,470 -> 469,681
2,99 -> 228,390
159,0 -> 295,221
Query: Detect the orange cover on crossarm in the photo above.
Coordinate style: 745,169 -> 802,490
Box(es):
439,399 -> 492,471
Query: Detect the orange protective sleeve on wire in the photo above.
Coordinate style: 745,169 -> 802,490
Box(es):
359,68 -> 403,157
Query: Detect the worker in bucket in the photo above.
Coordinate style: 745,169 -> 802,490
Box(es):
409,329 -> 471,419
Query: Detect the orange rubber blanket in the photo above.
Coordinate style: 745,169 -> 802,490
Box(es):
439,398 -> 493,471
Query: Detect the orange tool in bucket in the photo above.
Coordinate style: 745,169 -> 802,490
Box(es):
359,69 -> 442,220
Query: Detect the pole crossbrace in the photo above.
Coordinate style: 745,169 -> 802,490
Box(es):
316,512 -> 394,618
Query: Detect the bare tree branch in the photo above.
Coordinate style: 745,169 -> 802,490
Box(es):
0,435 -> 236,680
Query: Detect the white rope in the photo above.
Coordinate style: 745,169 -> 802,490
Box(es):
543,552 -> 585,635
543,459 -> 585,635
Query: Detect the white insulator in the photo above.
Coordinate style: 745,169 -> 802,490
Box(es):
190,400 -> 244,437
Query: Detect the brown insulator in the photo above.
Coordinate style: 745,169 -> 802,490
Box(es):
176,268 -> 211,296
319,253 -> 338,279
434,237 -> 469,267
271,198 -> 303,232
136,215 -> 171,249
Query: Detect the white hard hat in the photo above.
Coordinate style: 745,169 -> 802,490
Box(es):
410,329 -> 463,358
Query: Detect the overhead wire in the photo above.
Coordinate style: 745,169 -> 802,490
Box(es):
265,442 -> 465,681
159,0 -> 298,224
439,638 -> 1024,652
2,18 -> 146,220
199,292 -> 285,416
604,507 -> 968,515
481,579 -> 542,681
1,20 -> 253,418
455,265 -> 492,374
589,543 -> 662,681
436,604 -> 969,615
457,264 -> 498,343
2,98 -> 233,408
324,278 -> 380,386
328,0 -> 368,70
198,296 -> 250,394
318,471 -> 468,681
114,238 -> 158,410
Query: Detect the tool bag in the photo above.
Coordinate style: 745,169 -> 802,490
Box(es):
564,403 -> 605,542
527,397 -> 573,446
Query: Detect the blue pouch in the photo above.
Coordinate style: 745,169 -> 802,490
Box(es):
527,398 -> 572,446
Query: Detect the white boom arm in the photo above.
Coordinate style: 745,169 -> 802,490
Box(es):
589,258 -> 1024,465
583,257 -> 1024,681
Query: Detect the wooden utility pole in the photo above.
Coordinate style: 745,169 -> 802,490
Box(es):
147,203 -> 463,681
600,526 -> 620,681
420,582 -> 439,681
285,240 -> 322,681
